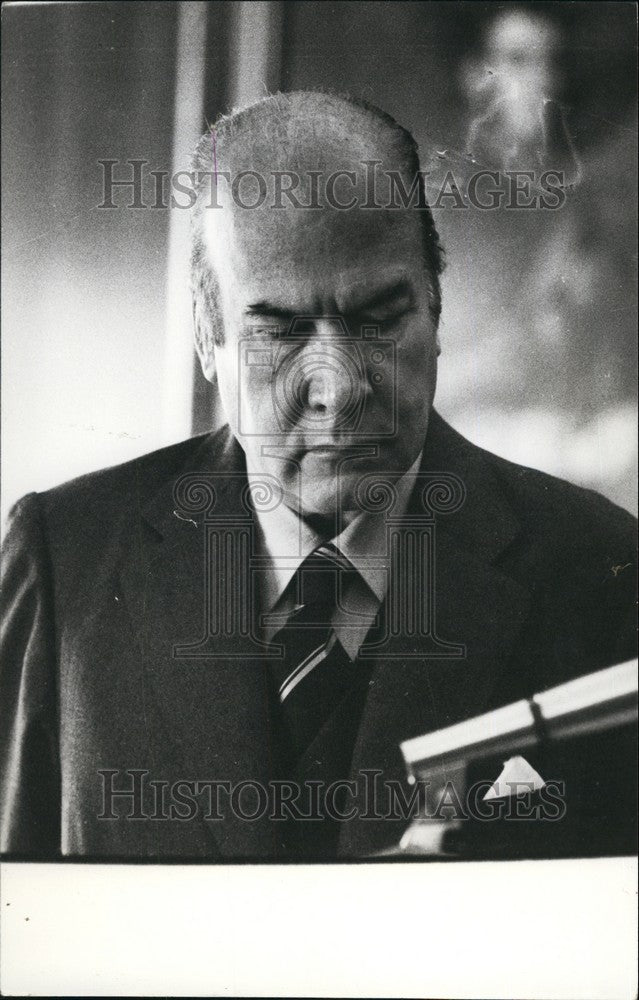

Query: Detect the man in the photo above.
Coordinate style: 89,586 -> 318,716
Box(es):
1,92 -> 635,859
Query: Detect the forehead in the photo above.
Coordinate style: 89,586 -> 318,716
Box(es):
201,101 -> 427,310
203,199 -> 425,312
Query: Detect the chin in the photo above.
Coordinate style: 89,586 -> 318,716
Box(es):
298,474 -> 359,517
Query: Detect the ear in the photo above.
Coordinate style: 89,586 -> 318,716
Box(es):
193,298 -> 217,382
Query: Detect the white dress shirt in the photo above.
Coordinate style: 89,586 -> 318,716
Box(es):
248,454 -> 422,661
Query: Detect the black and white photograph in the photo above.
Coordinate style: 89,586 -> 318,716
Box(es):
1,1 -> 637,996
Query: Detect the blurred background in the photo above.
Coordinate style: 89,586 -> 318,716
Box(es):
2,0 -> 637,524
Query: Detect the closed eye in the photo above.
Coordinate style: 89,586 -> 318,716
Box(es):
351,306 -> 414,331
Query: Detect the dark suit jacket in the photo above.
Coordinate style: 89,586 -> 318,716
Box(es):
1,412 -> 636,859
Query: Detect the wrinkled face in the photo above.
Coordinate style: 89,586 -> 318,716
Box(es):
198,186 -> 439,518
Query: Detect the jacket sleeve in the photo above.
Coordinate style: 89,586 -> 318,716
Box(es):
1,493 -> 61,856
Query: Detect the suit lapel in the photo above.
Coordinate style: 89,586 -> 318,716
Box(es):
340,413 -> 531,856
118,427 -> 281,857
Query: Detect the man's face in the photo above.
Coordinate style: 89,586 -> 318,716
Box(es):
200,186 -> 439,518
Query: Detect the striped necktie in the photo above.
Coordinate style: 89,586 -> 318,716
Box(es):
268,542 -> 357,771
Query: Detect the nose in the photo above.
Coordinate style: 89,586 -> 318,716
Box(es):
306,357 -> 351,413
302,336 -> 367,423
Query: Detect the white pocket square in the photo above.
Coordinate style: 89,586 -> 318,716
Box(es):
483,755 -> 546,800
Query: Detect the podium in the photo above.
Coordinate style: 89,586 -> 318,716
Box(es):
387,660 -> 638,859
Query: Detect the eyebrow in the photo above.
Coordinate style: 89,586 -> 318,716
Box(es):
244,303 -> 296,318
244,279 -> 414,319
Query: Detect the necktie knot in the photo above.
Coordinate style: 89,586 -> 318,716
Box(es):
288,542 -> 356,615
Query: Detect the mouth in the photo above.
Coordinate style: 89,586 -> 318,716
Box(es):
300,441 -> 384,462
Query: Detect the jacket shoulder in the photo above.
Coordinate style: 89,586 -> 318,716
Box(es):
454,431 -> 636,677
40,433 -> 212,512
470,443 -> 636,643
484,446 -> 636,551
431,413 -> 636,555
3,432 -> 230,564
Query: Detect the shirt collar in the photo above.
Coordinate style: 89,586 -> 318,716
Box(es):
249,451 -> 422,612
